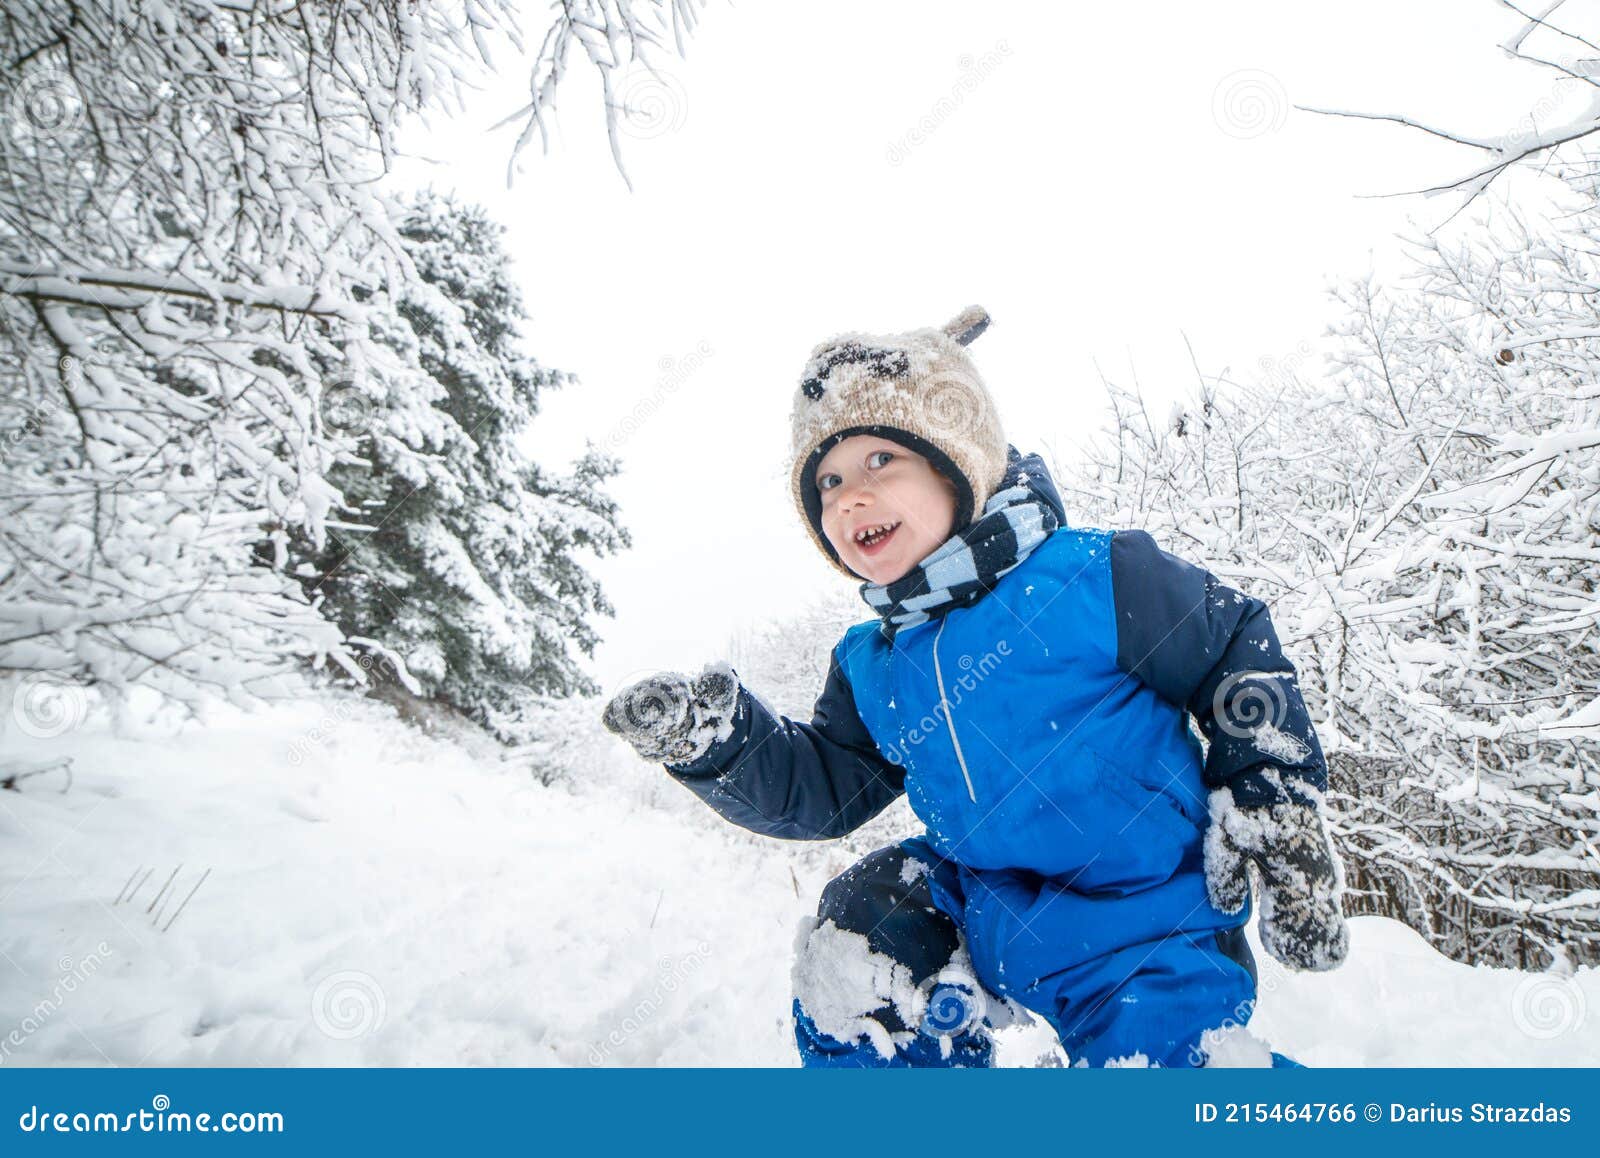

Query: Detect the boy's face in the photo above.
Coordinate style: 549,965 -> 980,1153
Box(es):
815,434 -> 958,584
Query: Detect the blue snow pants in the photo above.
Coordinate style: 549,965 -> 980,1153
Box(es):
793,836 -> 1297,1068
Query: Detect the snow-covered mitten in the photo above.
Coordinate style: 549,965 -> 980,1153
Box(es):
1205,785 -> 1349,972
600,660 -> 741,766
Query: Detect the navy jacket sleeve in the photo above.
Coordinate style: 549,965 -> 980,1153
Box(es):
1108,528 -> 1326,809
660,643 -> 907,840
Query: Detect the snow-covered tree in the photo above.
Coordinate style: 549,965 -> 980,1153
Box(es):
0,1 -> 705,720
287,193 -> 628,743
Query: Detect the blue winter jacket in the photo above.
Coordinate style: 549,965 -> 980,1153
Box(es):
664,449 -> 1326,980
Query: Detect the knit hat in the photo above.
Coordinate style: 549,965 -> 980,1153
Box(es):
789,305 -> 1009,579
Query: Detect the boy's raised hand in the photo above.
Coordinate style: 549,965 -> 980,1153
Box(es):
600,660 -> 741,767
1204,789 -> 1350,972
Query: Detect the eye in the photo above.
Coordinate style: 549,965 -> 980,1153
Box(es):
868,450 -> 894,468
817,473 -> 840,492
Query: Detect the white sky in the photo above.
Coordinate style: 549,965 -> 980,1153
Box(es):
395,0 -> 1582,698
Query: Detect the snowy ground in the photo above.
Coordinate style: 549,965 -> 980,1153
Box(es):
0,691 -> 1594,1067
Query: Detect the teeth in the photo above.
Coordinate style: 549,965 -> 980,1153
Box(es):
855,521 -> 899,543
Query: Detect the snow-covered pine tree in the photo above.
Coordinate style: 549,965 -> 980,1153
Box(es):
289,193 -> 629,743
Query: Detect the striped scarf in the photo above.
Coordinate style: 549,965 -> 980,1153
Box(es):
860,447 -> 1061,641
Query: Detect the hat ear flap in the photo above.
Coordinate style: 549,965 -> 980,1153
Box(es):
942,305 -> 991,347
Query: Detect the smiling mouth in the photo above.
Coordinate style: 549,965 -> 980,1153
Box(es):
854,521 -> 901,555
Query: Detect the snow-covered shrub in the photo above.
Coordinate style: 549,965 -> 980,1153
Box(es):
1062,167 -> 1600,968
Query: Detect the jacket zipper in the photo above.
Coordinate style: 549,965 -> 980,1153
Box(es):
932,616 -> 977,802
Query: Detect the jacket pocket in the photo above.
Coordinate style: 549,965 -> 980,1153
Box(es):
1089,749 -> 1201,848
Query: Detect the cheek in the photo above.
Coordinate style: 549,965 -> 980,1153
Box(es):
924,484 -> 957,539
818,503 -> 846,545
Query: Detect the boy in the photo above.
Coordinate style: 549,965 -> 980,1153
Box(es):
602,306 -> 1347,1067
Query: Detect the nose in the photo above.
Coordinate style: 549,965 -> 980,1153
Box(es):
835,474 -> 873,514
